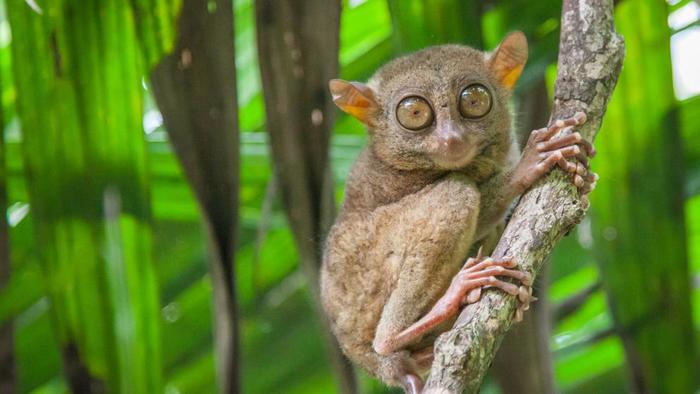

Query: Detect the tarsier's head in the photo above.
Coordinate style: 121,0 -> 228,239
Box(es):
330,32 -> 528,171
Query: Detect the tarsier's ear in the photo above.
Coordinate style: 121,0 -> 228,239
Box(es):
329,79 -> 379,127
487,31 -> 528,89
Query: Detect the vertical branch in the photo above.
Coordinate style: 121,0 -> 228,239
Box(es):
149,1 -> 240,392
424,1 -> 624,392
493,266 -> 555,394
493,77 -> 555,394
254,1 -> 358,393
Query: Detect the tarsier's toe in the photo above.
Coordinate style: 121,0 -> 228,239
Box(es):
463,287 -> 482,304
513,285 -> 538,323
458,255 -> 538,324
514,308 -> 524,323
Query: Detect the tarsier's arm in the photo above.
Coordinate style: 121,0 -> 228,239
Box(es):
474,113 -> 596,242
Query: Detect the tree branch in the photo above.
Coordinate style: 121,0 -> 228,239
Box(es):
424,1 -> 624,392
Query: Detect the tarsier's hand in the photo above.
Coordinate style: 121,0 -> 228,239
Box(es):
511,112 -> 597,196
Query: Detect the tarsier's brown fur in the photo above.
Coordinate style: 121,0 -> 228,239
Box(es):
321,32 -> 595,393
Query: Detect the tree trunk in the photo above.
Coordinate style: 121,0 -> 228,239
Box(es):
254,1 -> 358,392
149,1 -> 240,393
424,1 -> 625,392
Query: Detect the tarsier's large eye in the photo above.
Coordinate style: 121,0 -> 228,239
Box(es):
459,84 -> 492,118
396,96 -> 434,130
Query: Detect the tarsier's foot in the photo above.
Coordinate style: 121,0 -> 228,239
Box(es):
460,251 -> 536,323
383,251 -> 535,355
513,112 -> 597,196
399,373 -> 423,394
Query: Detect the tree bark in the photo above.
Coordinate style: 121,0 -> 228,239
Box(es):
493,285 -> 554,394
493,76 -> 556,394
254,1 -> 358,393
424,1 -> 624,392
149,1 -> 240,393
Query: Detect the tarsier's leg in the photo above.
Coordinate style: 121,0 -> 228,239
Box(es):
513,112 -> 597,195
369,174 -> 485,390
379,253 -> 534,356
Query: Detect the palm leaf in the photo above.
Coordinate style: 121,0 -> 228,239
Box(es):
6,1 -> 162,392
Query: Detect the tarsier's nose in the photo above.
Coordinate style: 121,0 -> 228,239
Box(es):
436,127 -> 467,158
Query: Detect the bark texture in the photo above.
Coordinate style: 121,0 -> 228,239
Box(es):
149,1 -> 240,392
424,1 -> 624,392
493,77 -> 555,394
254,1 -> 358,393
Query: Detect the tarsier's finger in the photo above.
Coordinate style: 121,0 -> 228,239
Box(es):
536,132 -> 584,153
571,163 -> 587,188
536,151 -> 566,174
576,138 -> 596,157
544,145 -> 591,167
532,112 -> 587,144
589,172 -> 599,185
548,135 -> 594,159
467,266 -> 532,286
579,173 -> 599,194
463,257 -> 516,274
556,156 -> 576,173
571,165 -> 598,192
554,112 -> 587,128
532,124 -> 560,143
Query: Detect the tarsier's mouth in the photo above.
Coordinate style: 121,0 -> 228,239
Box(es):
431,144 -> 480,169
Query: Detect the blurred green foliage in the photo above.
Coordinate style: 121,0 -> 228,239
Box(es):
0,0 -> 698,393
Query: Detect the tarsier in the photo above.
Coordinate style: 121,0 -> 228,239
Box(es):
320,32 -> 596,393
